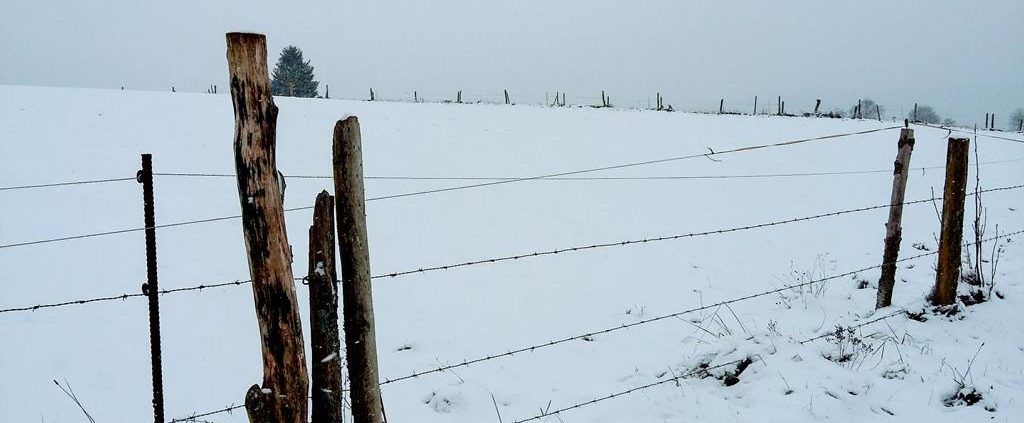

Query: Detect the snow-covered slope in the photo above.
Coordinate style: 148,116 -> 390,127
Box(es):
1,85 -> 1022,422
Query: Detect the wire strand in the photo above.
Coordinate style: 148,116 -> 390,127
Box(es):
0,177 -> 138,192
377,229 -> 1019,385
370,183 -> 1024,279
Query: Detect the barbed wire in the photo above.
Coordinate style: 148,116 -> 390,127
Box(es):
152,156 -> 1023,182
0,279 -> 251,314
370,183 -> 1024,279
377,229 -> 1020,385
0,177 -> 137,192
912,122 -> 1024,144
509,308 -> 910,423
511,358 -> 748,423
3,187 -> 1020,314
169,403 -> 245,423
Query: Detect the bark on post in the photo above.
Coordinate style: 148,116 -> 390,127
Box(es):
309,191 -> 342,423
226,32 -> 309,423
875,129 -> 915,309
333,117 -> 384,423
932,137 -> 971,306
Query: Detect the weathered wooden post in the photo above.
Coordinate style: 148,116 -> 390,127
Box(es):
308,191 -> 343,423
875,128 -> 915,309
814,99 -> 821,115
333,117 -> 384,423
138,154 -> 165,423
932,137 -> 971,306
226,32 -> 309,423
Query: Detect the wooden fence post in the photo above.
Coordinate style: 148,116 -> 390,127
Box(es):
504,89 -> 510,105
777,96 -> 781,115
932,137 -> 971,306
875,129 -> 915,309
601,90 -> 606,107
753,96 -> 758,115
876,104 -> 882,121
309,191 -> 342,423
719,99 -> 724,114
814,99 -> 821,115
985,113 -> 990,129
913,103 -> 918,122
333,117 -> 384,423
226,32 -> 309,423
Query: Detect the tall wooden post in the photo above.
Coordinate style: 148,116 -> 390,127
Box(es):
333,117 -> 384,423
932,137 -> 971,306
226,32 -> 309,423
875,129 -> 915,309
309,191 -> 342,423
138,154 -> 165,423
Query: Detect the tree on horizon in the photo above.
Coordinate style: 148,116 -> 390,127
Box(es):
271,46 -> 319,98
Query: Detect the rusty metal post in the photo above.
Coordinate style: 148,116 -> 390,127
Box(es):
138,154 -> 164,423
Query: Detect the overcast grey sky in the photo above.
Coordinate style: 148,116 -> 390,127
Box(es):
2,0 -> 1021,126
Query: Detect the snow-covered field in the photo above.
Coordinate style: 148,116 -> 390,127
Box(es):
1,85 -> 1023,422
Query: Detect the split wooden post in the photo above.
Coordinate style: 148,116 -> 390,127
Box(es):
333,117 -> 384,423
875,128 -> 915,309
932,137 -> 971,306
226,32 -> 309,423
308,191 -> 342,423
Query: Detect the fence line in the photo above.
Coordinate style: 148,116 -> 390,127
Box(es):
912,122 -> 1024,144
154,228 -> 1015,422
371,184 -> 1023,279
509,308 -> 908,423
0,126 -> 903,250
4,155 -> 1021,193
376,229 -> 1019,386
3,189 -> 1021,315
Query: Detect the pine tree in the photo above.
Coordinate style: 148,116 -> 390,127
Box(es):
270,46 -> 319,98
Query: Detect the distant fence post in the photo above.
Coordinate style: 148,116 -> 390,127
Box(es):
601,90 -> 606,107
876,104 -> 882,121
913,103 -> 918,122
138,154 -> 165,423
333,117 -> 384,423
932,137 -> 971,306
504,89 -> 510,105
875,128 -> 915,309
777,96 -> 781,115
226,32 -> 309,423
370,88 -> 375,101
985,113 -> 990,129
753,96 -> 758,115
719,99 -> 724,114
309,191 -> 343,423
814,99 -> 821,115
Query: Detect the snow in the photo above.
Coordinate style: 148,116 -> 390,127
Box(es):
1,85 -> 1023,422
